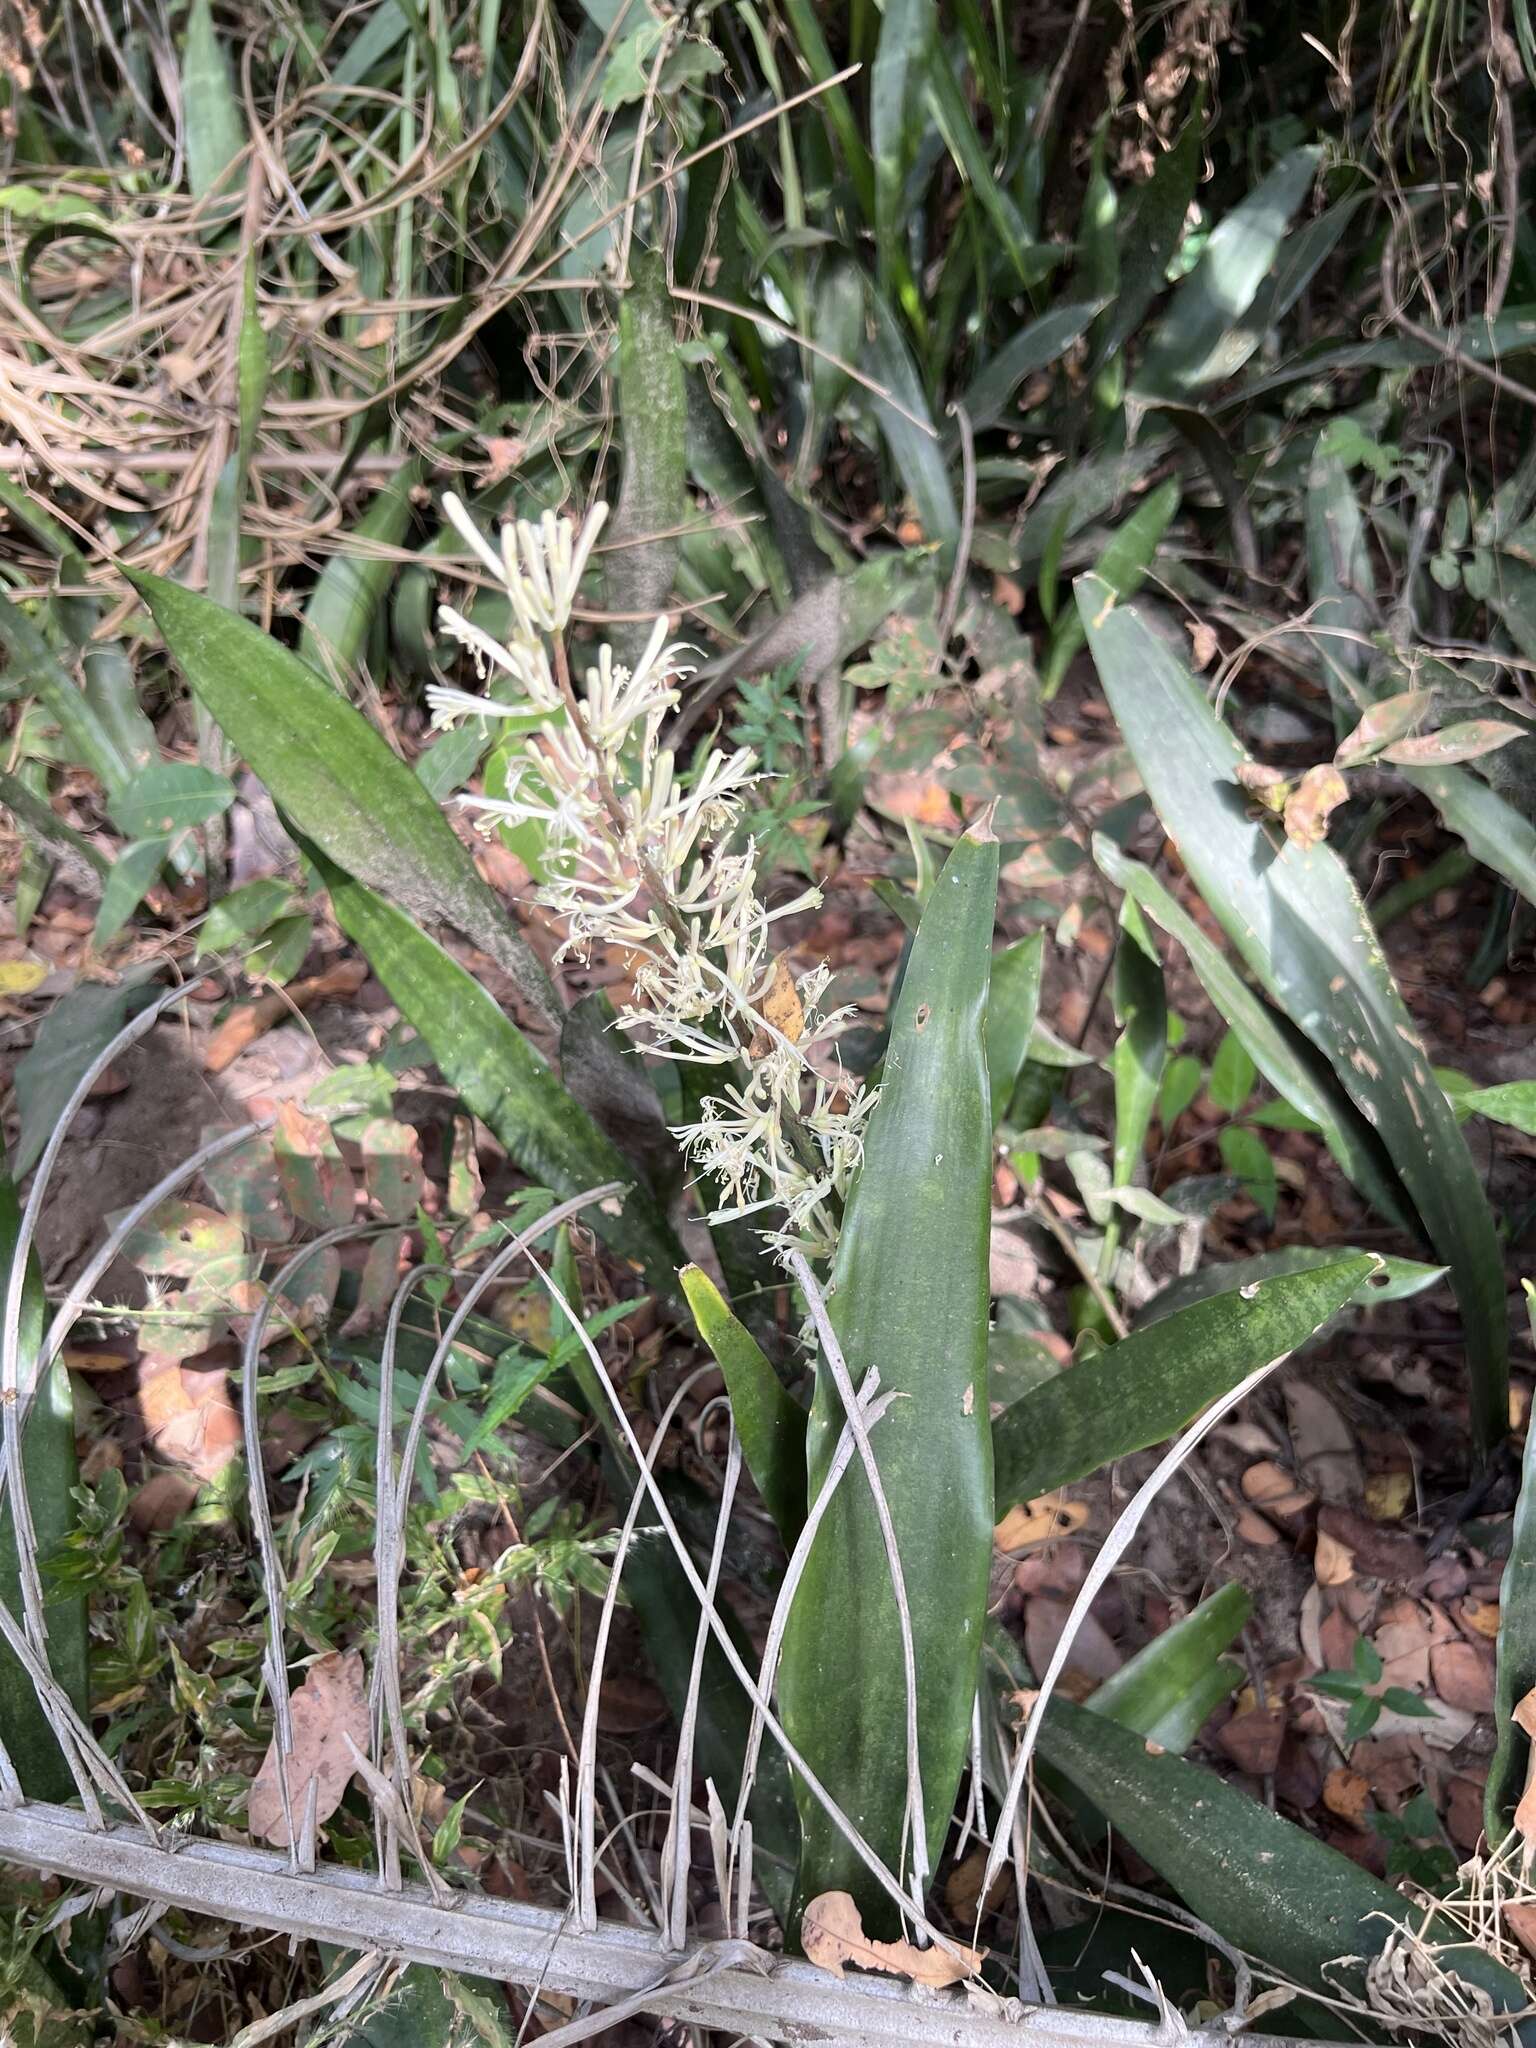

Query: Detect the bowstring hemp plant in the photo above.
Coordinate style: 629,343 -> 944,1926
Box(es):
426,495 -> 876,1262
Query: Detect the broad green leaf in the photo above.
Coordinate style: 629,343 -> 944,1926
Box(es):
1042,479 -> 1180,701
1208,1027 -> 1256,1115
0,185 -> 110,230
1095,836 -> 1414,1230
1088,1581 -> 1249,1753
11,976 -> 158,1177
1108,897 -> 1165,1192
1135,148 -> 1320,400
1407,757 -> 1536,915
93,837 -> 170,951
182,0 -> 245,207
106,760 -> 234,839
960,300 -> 1105,435
1158,1052 -> 1202,1128
992,1254 -> 1373,1511
1141,1245 -> 1445,1324
298,461 -> 420,689
317,856 -> 684,1300
197,877 -> 296,956
128,569 -> 561,1028
0,1171 -> 89,1798
681,1265 -> 805,1544
1458,1082 -> 1536,1134
1036,1699 -> 1531,2030
1081,584 -> 1508,1450
1219,1124 -> 1276,1223
985,931 -> 1045,1110
781,824 -> 998,1929
1101,114 -> 1202,356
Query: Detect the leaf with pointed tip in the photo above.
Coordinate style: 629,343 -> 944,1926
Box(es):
681,1265 -> 806,1544
1080,580 -> 1508,1451
992,1254 -> 1373,1511
128,568 -> 560,1028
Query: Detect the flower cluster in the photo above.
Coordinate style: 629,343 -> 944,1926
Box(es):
428,494 -> 875,1259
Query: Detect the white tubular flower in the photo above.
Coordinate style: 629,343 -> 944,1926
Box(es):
443,492 -> 609,636
437,607 -> 561,708
432,492 -> 875,1262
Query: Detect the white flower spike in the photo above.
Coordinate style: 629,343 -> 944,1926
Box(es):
434,496 -> 871,1261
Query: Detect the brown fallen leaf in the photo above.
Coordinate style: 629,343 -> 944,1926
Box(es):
1364,1469 -> 1413,1523
747,953 -> 805,1059
802,1891 -> 984,1988
1216,1705 -> 1286,1777
1430,1639 -> 1495,1715
1235,760 -> 1289,813
1507,1902 -> 1536,1966
248,1649 -> 370,1847
1286,1382 -> 1362,1504
203,959 -> 366,1075
1322,1765 -> 1371,1830
1460,1597 -> 1501,1639
1240,1459 -> 1316,1526
137,1360 -> 242,1482
944,1847 -> 1014,1923
1314,1528 -> 1356,1588
1283,763 -> 1349,849
995,1494 -> 1088,1550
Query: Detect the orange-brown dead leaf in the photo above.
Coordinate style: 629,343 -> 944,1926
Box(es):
1322,1766 -> 1371,1830
1506,1902 -> 1536,1965
995,1494 -> 1088,1550
747,954 -> 805,1060
137,1360 -> 241,1481
1314,1528 -> 1356,1588
802,1891 -> 984,1988
248,1649 -> 370,1848
1283,764 -> 1349,849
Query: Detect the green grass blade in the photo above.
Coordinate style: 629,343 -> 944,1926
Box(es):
780,822 -> 998,1929
318,856 -> 683,1299
992,1253 -> 1372,1511
298,461 -> 421,689
128,568 -> 561,1030
1082,583 -> 1508,1450
870,0 -> 934,311
866,292 -> 957,549
0,1171 -> 88,1799
680,1265 -> 806,1545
